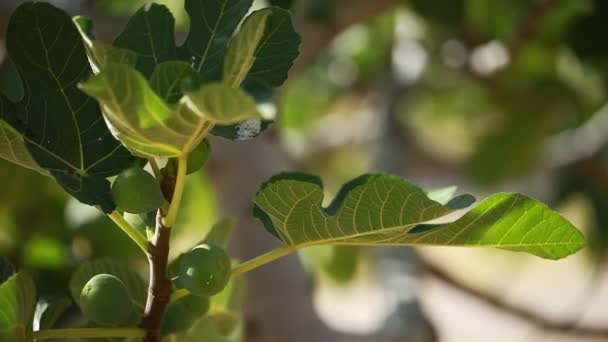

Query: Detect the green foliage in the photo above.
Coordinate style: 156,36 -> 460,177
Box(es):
113,3 -> 178,77
80,274 -> 133,326
111,167 -> 164,214
0,0 -> 593,340
80,63 -> 261,158
176,244 -> 232,297
0,272 -> 36,342
123,211 -> 155,238
0,3 -> 136,212
254,173 -> 585,259
176,270 -> 243,341
69,258 -> 147,312
223,7 -> 301,91
185,139 -> 211,174
162,294 -> 210,335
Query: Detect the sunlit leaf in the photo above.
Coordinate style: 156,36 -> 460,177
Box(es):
180,0 -> 253,82
150,61 -> 201,103
223,7 -> 301,89
254,173 -> 586,259
80,64 -> 260,157
181,83 -> 261,124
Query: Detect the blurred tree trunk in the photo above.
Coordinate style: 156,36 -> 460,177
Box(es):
209,134 -> 345,342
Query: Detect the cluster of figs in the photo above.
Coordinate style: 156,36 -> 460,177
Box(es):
78,140 -> 232,332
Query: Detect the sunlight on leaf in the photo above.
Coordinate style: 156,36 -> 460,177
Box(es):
223,7 -> 301,89
80,64 -> 260,157
254,173 -> 586,259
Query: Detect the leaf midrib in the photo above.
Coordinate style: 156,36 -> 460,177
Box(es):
194,0 -> 228,72
34,16 -> 84,171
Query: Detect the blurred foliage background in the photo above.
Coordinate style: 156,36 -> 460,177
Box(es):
2,0 -> 608,341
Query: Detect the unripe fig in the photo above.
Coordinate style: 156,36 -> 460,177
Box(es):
161,294 -> 210,334
80,274 -> 133,326
186,139 -> 210,174
176,244 -> 231,297
112,167 -> 164,213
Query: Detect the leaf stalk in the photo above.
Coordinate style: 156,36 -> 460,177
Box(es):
107,211 -> 148,253
162,155 -> 187,228
231,246 -> 295,277
31,328 -> 145,340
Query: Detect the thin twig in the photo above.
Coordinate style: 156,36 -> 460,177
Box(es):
423,260 -> 608,338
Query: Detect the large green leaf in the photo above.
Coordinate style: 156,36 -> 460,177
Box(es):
223,7 -> 301,90
0,3 -> 136,212
110,1 -> 298,141
69,258 -> 147,312
113,0 -> 252,82
80,63 -> 260,157
253,173 -> 586,259
0,272 -> 36,342
113,3 -> 177,77
180,0 -> 253,82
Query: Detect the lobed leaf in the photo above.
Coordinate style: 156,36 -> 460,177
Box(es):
80,63 -> 260,157
113,3 -> 177,77
253,173 -> 586,259
180,0 -> 254,82
111,1 -> 298,141
223,7 -> 301,90
0,272 -> 36,342
0,3 -> 137,212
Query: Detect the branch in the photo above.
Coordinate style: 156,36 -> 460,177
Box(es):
422,260 -> 608,338
31,328 -> 145,340
139,210 -> 172,342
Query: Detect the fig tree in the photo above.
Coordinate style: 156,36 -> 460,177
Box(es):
79,274 -> 133,326
176,244 -> 231,297
111,167 -> 164,213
